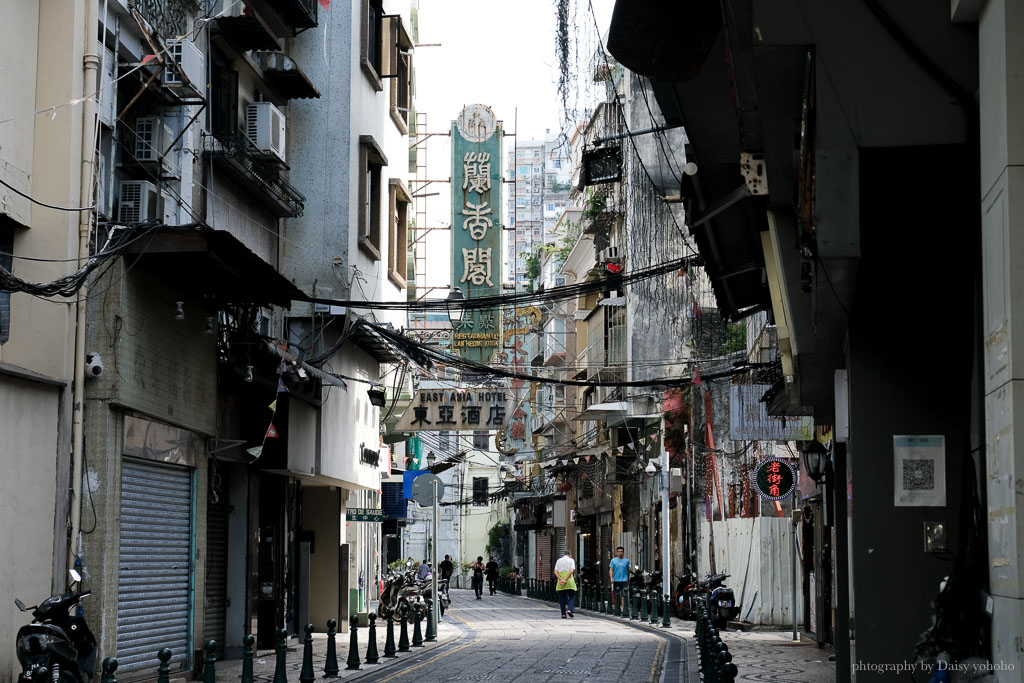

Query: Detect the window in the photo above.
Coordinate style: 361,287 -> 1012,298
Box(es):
386,16 -> 413,132
517,165 -> 531,176
473,431 -> 489,450
606,305 -> 626,364
358,135 -> 387,260
545,203 -> 555,212
515,196 -> 526,207
388,179 -> 411,287
554,160 -> 562,169
472,477 -> 488,506
0,221 -> 12,344
360,0 -> 384,90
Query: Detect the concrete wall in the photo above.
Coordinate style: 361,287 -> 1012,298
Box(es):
0,377 -> 63,683
319,344 -> 380,491
302,487 -> 341,629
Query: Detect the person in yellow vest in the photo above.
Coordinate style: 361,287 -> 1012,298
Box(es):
554,550 -> 577,618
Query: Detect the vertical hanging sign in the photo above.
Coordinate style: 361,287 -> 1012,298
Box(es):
451,104 -> 503,363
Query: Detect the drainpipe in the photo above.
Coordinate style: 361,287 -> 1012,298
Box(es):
69,0 -> 100,576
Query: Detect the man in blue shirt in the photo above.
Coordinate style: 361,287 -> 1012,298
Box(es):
608,546 -> 631,613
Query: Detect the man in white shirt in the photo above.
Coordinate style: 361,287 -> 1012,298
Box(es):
553,550 -> 578,618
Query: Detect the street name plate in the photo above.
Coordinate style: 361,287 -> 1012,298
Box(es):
347,508 -> 384,522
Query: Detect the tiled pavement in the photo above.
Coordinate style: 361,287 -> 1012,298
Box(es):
211,590 -> 836,682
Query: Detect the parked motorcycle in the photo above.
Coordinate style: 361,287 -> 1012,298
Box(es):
15,570 -> 96,683
377,563 -> 449,619
673,566 -> 702,620
704,573 -> 740,629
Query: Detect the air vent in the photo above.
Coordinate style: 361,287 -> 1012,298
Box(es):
117,180 -> 161,224
245,102 -> 287,163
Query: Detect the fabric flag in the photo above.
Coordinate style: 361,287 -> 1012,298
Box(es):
573,457 -> 580,464
639,437 -> 646,445
266,424 -> 279,438
142,54 -> 156,64
585,455 -> 591,463
692,366 -> 703,386
318,0 -> 330,9
269,399 -> 277,412
617,445 -> 625,454
277,378 -> 289,393
627,442 -> 634,451
650,432 -> 659,440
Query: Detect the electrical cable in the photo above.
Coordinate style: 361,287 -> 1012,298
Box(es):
0,177 -> 96,212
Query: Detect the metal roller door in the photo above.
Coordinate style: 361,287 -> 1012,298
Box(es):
536,531 -> 552,579
553,527 -> 566,560
117,459 -> 193,673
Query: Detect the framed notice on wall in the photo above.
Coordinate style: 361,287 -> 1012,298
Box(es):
893,435 -> 946,506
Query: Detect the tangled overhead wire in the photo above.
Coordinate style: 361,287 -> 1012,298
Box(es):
0,222 -> 161,298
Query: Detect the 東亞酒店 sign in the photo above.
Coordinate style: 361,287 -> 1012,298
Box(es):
394,387 -> 514,432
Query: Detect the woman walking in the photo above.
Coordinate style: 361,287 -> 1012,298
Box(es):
554,550 -> 577,618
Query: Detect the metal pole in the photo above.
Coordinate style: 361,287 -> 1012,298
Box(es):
792,490 -> 799,641
432,478 -> 440,636
661,418 -> 671,627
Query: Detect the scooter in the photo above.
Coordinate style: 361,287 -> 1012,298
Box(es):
673,566 -> 703,620
705,573 -> 740,629
15,570 -> 96,683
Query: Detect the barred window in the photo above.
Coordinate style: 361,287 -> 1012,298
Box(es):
472,477 -> 488,506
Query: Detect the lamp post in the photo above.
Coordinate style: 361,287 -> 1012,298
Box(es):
446,289 -> 465,329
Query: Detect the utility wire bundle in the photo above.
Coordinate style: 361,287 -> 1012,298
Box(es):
306,254 -> 700,312
0,222 -> 159,298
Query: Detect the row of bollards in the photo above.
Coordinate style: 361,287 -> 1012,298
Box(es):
694,599 -> 738,683
575,582 -> 667,626
95,602 -> 436,683
496,576 -> 523,595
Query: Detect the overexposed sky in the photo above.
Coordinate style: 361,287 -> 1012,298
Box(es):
411,0 -> 614,289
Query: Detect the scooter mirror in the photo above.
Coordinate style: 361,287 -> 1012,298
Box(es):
69,569 -> 82,583
15,598 -> 28,611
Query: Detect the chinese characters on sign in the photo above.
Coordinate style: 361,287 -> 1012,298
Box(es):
451,104 -> 502,363
893,435 -> 946,506
393,388 -> 514,432
752,457 -> 797,501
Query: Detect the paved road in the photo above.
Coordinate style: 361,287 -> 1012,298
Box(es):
383,589 -> 668,683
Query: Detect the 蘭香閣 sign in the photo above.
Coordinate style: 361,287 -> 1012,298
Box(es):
394,387 -> 513,432
752,457 -> 797,501
451,104 -> 503,363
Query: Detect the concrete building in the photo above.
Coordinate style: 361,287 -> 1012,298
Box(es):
0,3 -> 87,681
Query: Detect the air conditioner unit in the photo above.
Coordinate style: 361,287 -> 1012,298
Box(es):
246,102 -> 286,163
599,246 -> 621,262
164,39 -> 205,90
134,116 -> 176,172
118,180 -> 162,223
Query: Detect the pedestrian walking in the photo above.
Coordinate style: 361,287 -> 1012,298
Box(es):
440,555 -> 454,582
554,550 -> 577,618
485,556 -> 500,595
471,556 -> 485,599
609,546 -> 630,613
417,559 -> 432,581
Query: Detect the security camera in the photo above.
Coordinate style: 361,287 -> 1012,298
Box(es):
85,353 -> 104,378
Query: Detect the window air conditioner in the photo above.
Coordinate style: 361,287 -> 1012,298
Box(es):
118,180 -> 162,224
246,102 -> 287,163
134,116 -> 176,173
164,39 -> 205,90
599,246 -> 621,262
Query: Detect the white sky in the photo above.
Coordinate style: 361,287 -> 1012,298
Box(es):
411,0 -> 614,291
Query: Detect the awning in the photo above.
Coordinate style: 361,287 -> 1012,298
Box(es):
214,16 -> 280,52
348,322 -> 405,364
254,52 -> 321,100
573,401 -> 630,422
123,227 -> 307,308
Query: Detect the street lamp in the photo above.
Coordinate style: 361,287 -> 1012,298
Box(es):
367,384 -> 387,407
446,288 -> 465,328
800,440 -> 829,484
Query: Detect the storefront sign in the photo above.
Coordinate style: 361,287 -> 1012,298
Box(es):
451,104 -> 503,362
394,387 -> 513,432
347,508 -> 384,522
752,457 -> 797,501
729,384 -> 814,441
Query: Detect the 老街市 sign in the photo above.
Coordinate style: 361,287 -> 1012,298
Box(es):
451,104 -> 502,363
752,457 -> 797,501
394,387 -> 513,432
347,508 -> 384,522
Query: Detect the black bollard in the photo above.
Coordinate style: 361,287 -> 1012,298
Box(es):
630,586 -> 639,620
203,640 -> 217,683
398,603 -> 411,652
411,603 -> 424,647
101,658 -> 118,683
273,628 -> 288,683
299,624 -> 315,683
383,609 -> 398,658
365,613 -> 380,664
324,619 -> 339,677
639,589 -> 648,621
345,615 -> 361,671
157,648 -> 172,683
241,636 -> 254,683
425,599 -> 436,642
650,592 -> 659,625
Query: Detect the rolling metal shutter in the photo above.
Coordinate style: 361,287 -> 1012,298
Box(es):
553,527 -> 566,559
117,459 -> 193,673
203,463 -> 229,657
536,531 -> 552,579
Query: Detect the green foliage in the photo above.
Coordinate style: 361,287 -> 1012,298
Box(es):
486,522 -> 510,557
722,321 -> 747,354
549,179 -> 571,193
525,250 -> 541,281
582,191 -> 608,221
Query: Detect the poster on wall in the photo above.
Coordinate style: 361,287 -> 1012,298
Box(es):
893,435 -> 946,506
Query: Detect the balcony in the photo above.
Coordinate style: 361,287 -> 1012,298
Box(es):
272,0 -> 318,31
131,0 -> 200,40
204,131 -> 305,217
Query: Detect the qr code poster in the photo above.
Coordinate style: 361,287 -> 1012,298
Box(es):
893,435 -> 946,506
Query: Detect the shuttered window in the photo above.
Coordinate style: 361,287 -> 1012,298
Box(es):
117,459 -> 193,673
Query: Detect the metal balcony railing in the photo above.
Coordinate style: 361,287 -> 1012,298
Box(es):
131,0 -> 200,39
274,0 -> 318,29
205,131 -> 305,217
